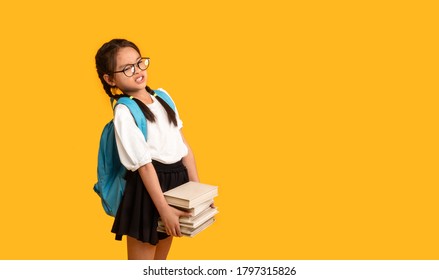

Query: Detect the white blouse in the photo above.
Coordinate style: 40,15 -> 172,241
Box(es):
113,89 -> 188,171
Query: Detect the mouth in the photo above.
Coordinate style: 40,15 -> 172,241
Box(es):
135,75 -> 145,83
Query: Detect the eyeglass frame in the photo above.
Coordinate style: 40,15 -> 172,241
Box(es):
112,57 -> 150,77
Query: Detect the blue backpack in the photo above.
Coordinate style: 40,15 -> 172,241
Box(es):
93,89 -> 175,216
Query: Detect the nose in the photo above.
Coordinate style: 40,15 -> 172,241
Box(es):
134,64 -> 143,73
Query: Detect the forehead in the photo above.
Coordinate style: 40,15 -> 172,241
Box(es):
115,47 -> 141,66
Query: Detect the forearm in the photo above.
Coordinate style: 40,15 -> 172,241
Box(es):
181,131 -> 199,182
137,162 -> 190,237
137,163 -> 169,214
183,146 -> 199,182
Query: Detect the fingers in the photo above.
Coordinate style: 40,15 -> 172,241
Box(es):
171,207 -> 192,218
175,226 -> 182,237
165,224 -> 182,237
179,210 -> 192,218
162,207 -> 186,237
167,227 -> 182,237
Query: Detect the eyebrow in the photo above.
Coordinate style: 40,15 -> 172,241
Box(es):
121,56 -> 142,68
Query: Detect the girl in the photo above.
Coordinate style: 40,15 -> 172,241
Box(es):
95,39 -> 199,260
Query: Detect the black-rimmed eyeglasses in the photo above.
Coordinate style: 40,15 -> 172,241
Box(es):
113,57 -> 150,77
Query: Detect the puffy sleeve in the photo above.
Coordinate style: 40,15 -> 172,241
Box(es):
113,104 -> 152,171
158,88 -> 183,129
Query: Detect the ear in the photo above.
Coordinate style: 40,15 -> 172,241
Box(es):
103,74 -> 116,87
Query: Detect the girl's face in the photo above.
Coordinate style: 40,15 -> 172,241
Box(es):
111,47 -> 148,94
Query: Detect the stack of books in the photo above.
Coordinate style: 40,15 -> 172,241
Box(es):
158,181 -> 219,237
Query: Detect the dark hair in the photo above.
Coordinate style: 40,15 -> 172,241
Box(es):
95,38 -> 177,126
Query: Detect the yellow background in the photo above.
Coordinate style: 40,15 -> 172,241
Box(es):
0,0 -> 438,259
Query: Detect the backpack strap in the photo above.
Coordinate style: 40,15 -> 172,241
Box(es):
153,89 -> 176,111
115,96 -> 148,139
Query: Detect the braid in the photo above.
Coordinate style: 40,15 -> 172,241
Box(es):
100,76 -> 118,100
146,86 -> 178,126
132,93 -> 156,123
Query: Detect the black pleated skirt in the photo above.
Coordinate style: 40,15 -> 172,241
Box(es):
111,160 -> 189,245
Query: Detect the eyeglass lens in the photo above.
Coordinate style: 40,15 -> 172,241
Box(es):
123,58 -> 150,77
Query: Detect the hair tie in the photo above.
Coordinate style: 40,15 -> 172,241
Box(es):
110,87 -> 124,96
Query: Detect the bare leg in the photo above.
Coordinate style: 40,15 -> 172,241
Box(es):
154,236 -> 173,260
127,236 -> 156,260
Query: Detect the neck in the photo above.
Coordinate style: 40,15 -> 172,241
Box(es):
127,88 -> 153,104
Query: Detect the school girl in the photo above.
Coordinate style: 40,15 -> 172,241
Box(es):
95,39 -> 199,260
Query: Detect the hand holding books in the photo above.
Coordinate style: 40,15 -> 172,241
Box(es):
159,206 -> 192,237
158,181 -> 219,237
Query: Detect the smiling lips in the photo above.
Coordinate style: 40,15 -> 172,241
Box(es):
135,75 -> 144,83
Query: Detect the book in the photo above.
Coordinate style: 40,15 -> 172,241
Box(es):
159,207 -> 218,229
159,181 -> 219,238
179,207 -> 218,227
172,199 -> 214,217
164,181 -> 218,208
180,218 -> 216,237
158,218 -> 215,237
